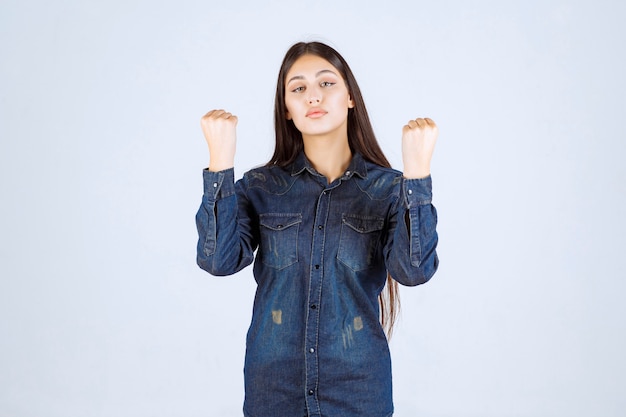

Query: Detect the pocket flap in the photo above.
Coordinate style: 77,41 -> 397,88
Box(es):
341,214 -> 384,234
259,213 -> 302,231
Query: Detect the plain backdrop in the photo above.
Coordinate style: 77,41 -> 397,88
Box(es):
1,0 -> 625,416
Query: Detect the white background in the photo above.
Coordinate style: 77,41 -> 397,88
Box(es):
1,0 -> 625,416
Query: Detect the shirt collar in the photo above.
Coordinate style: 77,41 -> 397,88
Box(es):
291,151 -> 368,179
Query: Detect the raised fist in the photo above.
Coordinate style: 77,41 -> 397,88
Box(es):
200,109 -> 238,172
401,117 -> 438,179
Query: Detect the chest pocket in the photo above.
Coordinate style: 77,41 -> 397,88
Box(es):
337,214 -> 385,271
258,213 -> 302,270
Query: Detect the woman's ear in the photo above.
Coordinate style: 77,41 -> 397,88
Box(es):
286,111 -> 292,120
348,95 -> 355,109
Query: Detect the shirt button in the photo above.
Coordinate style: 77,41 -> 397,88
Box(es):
213,182 -> 218,188
309,347 -> 315,353
318,225 -> 324,230
314,265 -> 320,270
408,189 -> 413,195
345,171 -> 351,176
308,389 -> 314,395
310,304 -> 317,309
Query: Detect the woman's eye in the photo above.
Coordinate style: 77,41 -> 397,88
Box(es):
291,86 -> 305,93
320,81 -> 335,87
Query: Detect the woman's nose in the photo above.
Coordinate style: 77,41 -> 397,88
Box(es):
307,94 -> 321,104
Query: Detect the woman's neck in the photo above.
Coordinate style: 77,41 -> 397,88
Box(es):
302,133 -> 352,184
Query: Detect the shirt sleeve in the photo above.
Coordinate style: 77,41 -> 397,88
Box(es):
384,175 -> 439,286
195,168 -> 256,276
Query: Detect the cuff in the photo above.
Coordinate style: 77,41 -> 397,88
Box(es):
402,175 -> 433,207
202,168 -> 236,201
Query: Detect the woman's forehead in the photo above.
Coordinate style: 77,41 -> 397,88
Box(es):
286,54 -> 339,80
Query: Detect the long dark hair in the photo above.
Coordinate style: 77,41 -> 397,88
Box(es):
268,41 -> 400,338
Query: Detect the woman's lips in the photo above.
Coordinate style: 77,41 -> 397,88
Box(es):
306,108 -> 327,118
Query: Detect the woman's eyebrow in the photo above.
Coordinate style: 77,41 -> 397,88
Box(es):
287,69 -> 338,84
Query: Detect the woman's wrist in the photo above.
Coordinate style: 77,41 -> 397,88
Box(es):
402,163 -> 430,179
208,159 -> 234,172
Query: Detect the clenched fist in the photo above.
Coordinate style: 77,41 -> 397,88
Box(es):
201,109 -> 238,172
401,117 -> 438,179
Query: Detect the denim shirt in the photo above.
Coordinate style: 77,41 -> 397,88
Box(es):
196,152 -> 438,417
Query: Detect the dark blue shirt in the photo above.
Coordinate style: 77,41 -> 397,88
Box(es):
196,152 -> 438,417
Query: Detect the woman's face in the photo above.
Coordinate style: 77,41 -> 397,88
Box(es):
284,54 -> 354,140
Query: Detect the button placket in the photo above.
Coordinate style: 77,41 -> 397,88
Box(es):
303,187 -> 330,414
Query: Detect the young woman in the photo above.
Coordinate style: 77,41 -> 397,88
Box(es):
196,41 -> 439,417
